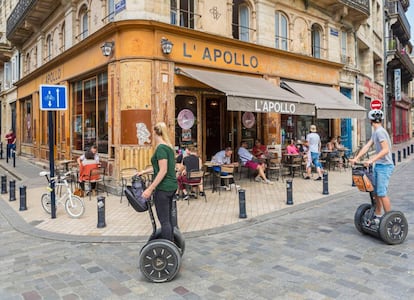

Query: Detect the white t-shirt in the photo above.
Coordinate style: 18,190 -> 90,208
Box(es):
306,132 -> 320,153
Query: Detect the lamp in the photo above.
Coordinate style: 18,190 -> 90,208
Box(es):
101,41 -> 114,57
161,37 -> 173,54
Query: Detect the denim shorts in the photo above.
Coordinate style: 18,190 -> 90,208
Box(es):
373,163 -> 394,197
311,152 -> 322,169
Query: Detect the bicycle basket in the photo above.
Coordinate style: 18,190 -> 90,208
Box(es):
352,168 -> 374,192
124,176 -> 148,212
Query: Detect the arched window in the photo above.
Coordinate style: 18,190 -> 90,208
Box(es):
311,24 -> 322,58
61,22 -> 66,52
232,0 -> 251,41
46,34 -> 52,61
79,5 -> 89,40
275,11 -> 288,50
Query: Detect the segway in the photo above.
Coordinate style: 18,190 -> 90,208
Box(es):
124,175 -> 185,282
352,163 -> 408,245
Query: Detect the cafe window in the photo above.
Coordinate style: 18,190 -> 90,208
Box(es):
72,72 -> 108,153
175,95 -> 197,149
21,98 -> 33,144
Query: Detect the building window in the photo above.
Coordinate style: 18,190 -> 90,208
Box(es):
108,0 -> 115,22
60,23 -> 65,52
3,62 -> 11,89
25,53 -> 30,74
72,72 -> 108,154
79,5 -> 89,40
22,99 -> 33,144
311,24 -> 322,58
11,55 -> 18,83
233,0 -> 251,41
170,0 -> 195,29
341,31 -> 347,63
46,34 -> 52,61
275,11 -> 288,50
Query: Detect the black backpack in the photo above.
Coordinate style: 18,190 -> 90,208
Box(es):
124,176 -> 148,212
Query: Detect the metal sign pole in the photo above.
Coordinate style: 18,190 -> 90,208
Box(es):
48,111 -> 57,219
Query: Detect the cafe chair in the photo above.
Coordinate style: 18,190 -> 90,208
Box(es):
267,158 -> 282,181
238,157 -> 255,181
217,165 -> 237,195
86,166 -> 107,201
120,167 -> 138,203
185,169 -> 207,205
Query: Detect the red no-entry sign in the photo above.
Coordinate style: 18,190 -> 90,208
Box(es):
370,99 -> 382,110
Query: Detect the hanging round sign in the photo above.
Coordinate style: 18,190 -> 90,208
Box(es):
242,112 -> 256,129
177,109 -> 195,130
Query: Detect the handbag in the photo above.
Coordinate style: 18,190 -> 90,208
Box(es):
124,176 -> 148,212
74,188 -> 85,197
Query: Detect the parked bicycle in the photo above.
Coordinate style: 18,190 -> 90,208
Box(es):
40,170 -> 85,218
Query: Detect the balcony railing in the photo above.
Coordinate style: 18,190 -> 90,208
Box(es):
6,0 -> 36,38
387,0 -> 411,39
340,0 -> 370,16
386,36 -> 414,77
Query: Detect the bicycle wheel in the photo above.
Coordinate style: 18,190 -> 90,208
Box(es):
65,195 -> 85,218
41,193 -> 52,214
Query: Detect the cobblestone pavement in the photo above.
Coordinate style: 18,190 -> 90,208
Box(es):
0,158 -> 413,299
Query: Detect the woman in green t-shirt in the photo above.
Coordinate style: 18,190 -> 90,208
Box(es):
138,122 -> 178,241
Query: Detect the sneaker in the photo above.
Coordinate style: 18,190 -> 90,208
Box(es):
303,176 -> 311,180
255,176 -> 263,183
220,185 -> 231,191
183,193 -> 189,201
315,177 -> 322,181
199,191 -> 205,197
230,183 -> 241,190
265,179 -> 274,185
174,193 -> 180,200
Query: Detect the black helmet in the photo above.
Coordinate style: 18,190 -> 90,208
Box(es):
368,110 -> 383,123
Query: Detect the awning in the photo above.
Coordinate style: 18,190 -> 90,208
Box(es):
176,67 -> 315,116
281,80 -> 366,119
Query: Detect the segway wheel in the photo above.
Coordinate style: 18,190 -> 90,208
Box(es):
354,203 -> 371,234
139,239 -> 181,283
379,211 -> 408,245
148,228 -> 186,256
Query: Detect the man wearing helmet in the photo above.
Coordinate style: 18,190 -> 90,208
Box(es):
349,109 -> 394,221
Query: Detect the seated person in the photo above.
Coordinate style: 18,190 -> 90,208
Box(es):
335,136 -> 349,163
252,139 -> 268,159
238,141 -> 273,184
326,136 -> 339,158
78,150 -> 100,195
211,147 -> 239,189
77,145 -> 99,166
176,146 -> 205,200
286,139 -> 300,155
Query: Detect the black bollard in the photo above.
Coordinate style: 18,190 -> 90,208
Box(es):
407,146 -> 410,156
12,149 -> 16,168
1,175 -> 7,194
9,180 -> 16,201
19,186 -> 27,211
0,142 -> 3,159
171,197 -> 178,228
392,153 -> 396,166
238,189 -> 247,218
411,144 -> 413,154
403,148 -> 406,159
97,196 -> 106,228
322,172 -> 329,195
398,150 -> 401,162
286,179 -> 293,205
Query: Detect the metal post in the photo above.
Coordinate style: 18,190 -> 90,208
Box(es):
238,189 -> 247,218
1,175 -> 7,194
403,148 -> 406,159
407,146 -> 410,156
411,144 -> 413,154
19,186 -> 27,211
97,196 -> 106,228
12,149 -> 16,168
392,153 -> 396,166
322,172 -> 329,195
9,180 -> 16,201
0,142 -> 3,159
398,150 -> 401,162
171,197 -> 178,228
286,179 -> 293,205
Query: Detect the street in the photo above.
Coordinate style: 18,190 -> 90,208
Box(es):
0,161 -> 413,299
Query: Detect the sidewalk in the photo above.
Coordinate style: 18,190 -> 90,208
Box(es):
1,139 -> 413,243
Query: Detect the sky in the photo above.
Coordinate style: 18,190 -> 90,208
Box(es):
408,3 -> 414,47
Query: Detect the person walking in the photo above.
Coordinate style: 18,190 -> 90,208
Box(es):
349,110 -> 394,222
5,129 -> 16,159
137,122 -> 178,242
305,125 -> 324,180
